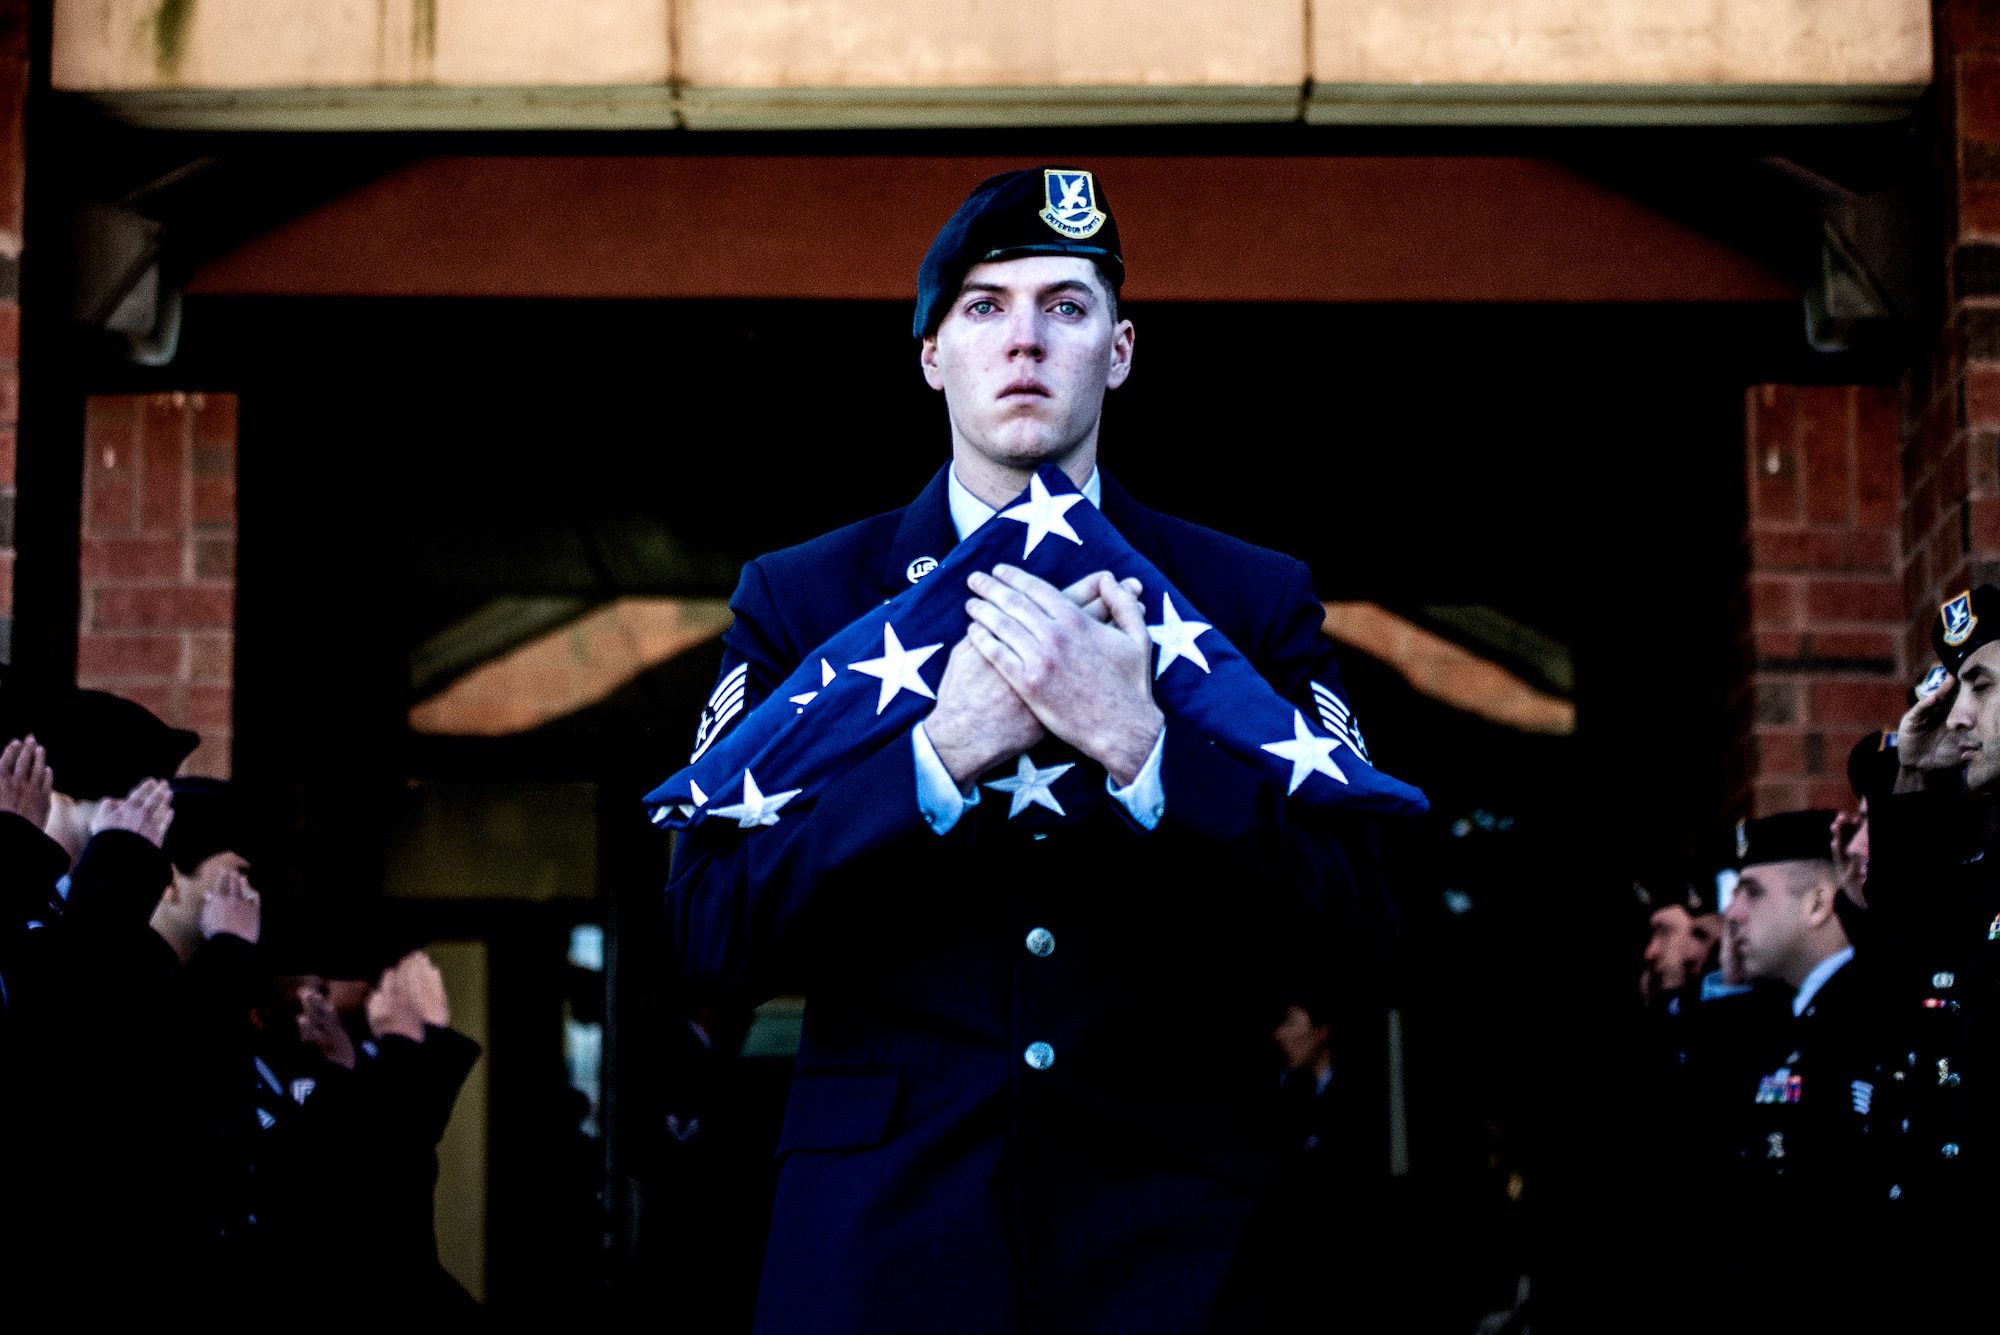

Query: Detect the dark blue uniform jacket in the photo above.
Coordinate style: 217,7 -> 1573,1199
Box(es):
668,466 -> 1390,1335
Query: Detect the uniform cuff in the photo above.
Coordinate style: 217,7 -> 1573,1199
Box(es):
1106,724 -> 1167,831
913,722 -> 981,835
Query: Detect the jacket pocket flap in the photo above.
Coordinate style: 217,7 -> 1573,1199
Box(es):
776,1071 -> 900,1154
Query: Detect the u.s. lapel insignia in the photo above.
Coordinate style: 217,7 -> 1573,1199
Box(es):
1040,170 -> 1107,240
1942,590 -> 1977,647
906,556 -> 938,584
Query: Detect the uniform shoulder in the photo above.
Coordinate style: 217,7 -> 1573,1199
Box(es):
748,506 -> 905,588
1145,508 -> 1308,588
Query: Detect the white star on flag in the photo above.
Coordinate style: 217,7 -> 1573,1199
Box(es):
983,754 -> 1076,818
790,658 -> 837,707
673,778 -> 710,821
849,624 -> 943,714
1147,592 -> 1213,679
1261,709 -> 1349,794
998,473 -> 1087,557
709,771 -> 801,828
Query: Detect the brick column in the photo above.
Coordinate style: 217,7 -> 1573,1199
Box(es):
77,393 -> 236,776
1909,3 -> 2000,660
1734,384 -> 1908,818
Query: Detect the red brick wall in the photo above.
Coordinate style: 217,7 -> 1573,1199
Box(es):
1908,2 -> 2000,663
1736,384 -> 1907,817
77,394 -> 236,776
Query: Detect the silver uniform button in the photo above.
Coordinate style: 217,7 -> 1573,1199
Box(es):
1025,927 -> 1055,957
1023,1042 -> 1055,1070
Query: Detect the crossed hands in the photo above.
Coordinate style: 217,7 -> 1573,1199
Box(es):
0,737 -> 52,828
366,950 -> 451,1043
925,566 -> 1164,788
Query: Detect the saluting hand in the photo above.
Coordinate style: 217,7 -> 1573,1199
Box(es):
964,566 -> 1163,787
91,776 -> 175,848
199,866 -> 261,944
1895,674 -> 1961,791
367,950 -> 451,1042
0,736 -> 53,829
297,986 -> 357,1070
926,571 -> 1145,787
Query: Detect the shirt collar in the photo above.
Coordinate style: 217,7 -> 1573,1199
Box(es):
1793,945 -> 1855,1016
947,462 -> 1101,542
1699,970 -> 1753,1002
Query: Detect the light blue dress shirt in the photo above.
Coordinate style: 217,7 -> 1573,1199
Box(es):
1792,944 -> 1854,1016
913,464 -> 1166,835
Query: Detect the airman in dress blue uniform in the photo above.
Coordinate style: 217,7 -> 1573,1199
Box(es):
1859,585 -> 2000,1323
668,168 -> 1394,1334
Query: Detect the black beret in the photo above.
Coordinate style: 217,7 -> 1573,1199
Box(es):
1631,876 -> 1709,916
914,167 -> 1124,339
1846,730 -> 1898,801
1931,585 -> 2000,675
31,689 -> 199,801
1735,810 -> 1837,869
163,777 -> 243,875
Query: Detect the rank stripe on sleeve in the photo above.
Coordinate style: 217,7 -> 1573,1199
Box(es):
690,664 -> 751,763
1311,682 -> 1367,761
707,663 -> 748,709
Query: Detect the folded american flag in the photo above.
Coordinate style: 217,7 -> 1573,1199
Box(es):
645,466 -> 1428,830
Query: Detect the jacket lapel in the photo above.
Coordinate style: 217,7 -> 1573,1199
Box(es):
1097,471 -> 1170,576
879,465 -> 960,595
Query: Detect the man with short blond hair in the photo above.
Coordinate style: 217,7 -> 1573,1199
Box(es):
668,168 -> 1398,1334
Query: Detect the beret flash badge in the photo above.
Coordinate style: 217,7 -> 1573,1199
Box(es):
1040,170 -> 1107,240
1942,590 -> 1977,647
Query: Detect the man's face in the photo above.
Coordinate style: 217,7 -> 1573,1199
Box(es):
1684,912 -> 1723,980
1722,859 -> 1830,982
1642,906 -> 1694,996
1272,1004 -> 1329,1071
1946,642 -> 2000,791
920,256 -> 1134,475
258,974 -> 328,1044
1721,915 -> 1749,986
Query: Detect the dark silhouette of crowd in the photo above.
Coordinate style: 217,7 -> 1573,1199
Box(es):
0,686 -> 481,1322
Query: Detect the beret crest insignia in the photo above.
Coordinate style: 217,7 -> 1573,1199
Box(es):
1942,590 -> 1977,647
1040,169 -> 1107,240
